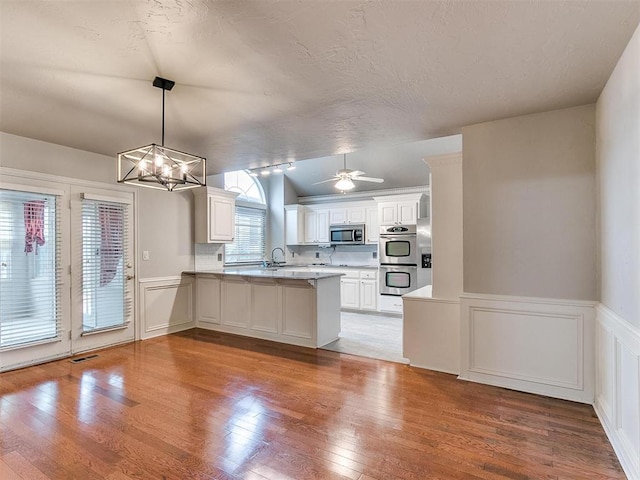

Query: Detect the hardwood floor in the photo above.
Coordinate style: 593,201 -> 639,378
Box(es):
0,329 -> 625,480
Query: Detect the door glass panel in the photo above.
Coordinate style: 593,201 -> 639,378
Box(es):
385,241 -> 411,257
82,199 -> 127,332
0,190 -> 61,348
385,272 -> 410,288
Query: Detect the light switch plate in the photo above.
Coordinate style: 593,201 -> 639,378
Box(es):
142,250 -> 149,261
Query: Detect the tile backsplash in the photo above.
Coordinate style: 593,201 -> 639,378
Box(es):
195,243 -> 378,269
286,244 -> 378,266
194,243 -> 224,270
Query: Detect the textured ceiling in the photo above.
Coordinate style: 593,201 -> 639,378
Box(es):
1,1 -> 639,188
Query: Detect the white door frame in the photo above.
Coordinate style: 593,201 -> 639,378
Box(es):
0,167 -> 139,371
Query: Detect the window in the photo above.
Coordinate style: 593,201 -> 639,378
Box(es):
0,189 -> 61,349
81,196 -> 129,332
223,171 -> 266,264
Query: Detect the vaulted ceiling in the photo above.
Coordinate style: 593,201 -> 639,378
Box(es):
1,1 -> 639,192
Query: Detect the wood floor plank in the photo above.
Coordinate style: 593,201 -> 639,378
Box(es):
0,328 -> 626,480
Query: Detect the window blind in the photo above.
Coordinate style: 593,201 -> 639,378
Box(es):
81,197 -> 129,332
225,206 -> 266,264
0,189 -> 62,350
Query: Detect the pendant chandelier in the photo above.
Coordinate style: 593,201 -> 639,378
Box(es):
117,77 -> 206,192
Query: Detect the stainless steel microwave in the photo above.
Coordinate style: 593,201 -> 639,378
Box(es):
329,224 -> 365,245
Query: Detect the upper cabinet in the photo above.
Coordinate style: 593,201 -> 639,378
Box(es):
286,202 -> 370,245
365,206 -> 379,244
193,187 -> 239,243
304,207 -> 330,244
329,206 -> 366,225
374,194 -> 429,226
285,204 -> 306,245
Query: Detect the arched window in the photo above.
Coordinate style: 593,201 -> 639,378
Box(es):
223,171 -> 267,264
223,170 -> 266,204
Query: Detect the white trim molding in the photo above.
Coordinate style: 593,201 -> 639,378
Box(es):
138,276 -> 195,340
595,303 -> 640,480
460,292 -> 595,404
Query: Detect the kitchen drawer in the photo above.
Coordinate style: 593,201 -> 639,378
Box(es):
360,270 -> 377,280
341,270 -> 360,279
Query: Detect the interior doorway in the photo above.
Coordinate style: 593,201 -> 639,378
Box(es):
321,311 -> 408,364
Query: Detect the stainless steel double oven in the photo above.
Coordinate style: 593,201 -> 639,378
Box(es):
379,222 -> 430,296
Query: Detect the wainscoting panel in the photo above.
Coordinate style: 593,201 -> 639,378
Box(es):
138,276 -> 194,340
460,293 -> 595,404
595,304 -> 640,480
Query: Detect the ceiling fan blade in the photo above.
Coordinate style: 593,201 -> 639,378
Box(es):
354,176 -> 384,183
349,170 -> 366,177
312,178 -> 339,185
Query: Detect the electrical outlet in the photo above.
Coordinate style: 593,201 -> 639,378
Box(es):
217,253 -> 223,261
315,252 -> 320,258
142,251 -> 149,261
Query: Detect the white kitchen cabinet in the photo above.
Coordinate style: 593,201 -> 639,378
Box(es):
304,208 -> 330,244
347,206 -> 366,224
193,187 -> 239,243
330,208 -> 347,225
377,200 -> 417,226
285,204 -> 306,245
340,278 -> 360,309
330,205 -> 366,225
379,294 -> 403,314
374,194 -> 427,226
360,279 -> 378,311
365,206 -> 379,244
359,270 -> 378,311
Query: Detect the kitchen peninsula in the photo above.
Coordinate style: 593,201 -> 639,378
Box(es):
184,269 -> 343,348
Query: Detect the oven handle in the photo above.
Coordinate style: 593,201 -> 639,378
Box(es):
379,265 -> 418,270
379,234 -> 417,239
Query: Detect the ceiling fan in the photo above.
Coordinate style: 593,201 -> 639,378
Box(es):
313,153 -> 384,191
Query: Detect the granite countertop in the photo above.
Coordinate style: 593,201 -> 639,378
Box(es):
294,264 -> 378,269
183,269 -> 344,280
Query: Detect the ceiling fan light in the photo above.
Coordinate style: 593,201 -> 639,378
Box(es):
335,177 -> 355,191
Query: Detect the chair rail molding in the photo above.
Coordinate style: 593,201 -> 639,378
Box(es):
459,292 -> 595,404
594,303 -> 640,480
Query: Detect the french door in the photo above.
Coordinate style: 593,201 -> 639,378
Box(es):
0,178 -> 135,371
70,186 -> 135,353
0,183 -> 71,370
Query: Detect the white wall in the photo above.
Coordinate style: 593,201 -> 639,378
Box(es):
462,105 -> 597,301
0,132 -> 195,279
595,23 -> 640,480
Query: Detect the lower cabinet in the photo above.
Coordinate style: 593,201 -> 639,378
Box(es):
193,274 -> 339,348
338,269 -> 378,311
340,278 -> 360,309
360,279 -> 378,310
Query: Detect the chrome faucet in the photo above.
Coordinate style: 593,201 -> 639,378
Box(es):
271,247 -> 285,265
